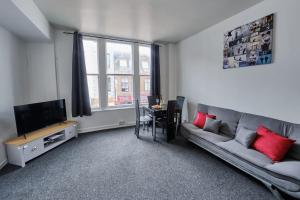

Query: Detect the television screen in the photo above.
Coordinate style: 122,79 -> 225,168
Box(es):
14,99 -> 67,136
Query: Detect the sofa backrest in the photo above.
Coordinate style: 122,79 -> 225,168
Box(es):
197,104 -> 241,137
285,123 -> 300,160
196,103 -> 300,160
237,113 -> 285,136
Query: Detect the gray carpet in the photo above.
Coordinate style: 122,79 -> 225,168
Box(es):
0,127 -> 279,200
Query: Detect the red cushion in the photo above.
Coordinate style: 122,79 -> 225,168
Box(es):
252,125 -> 295,162
193,112 -> 216,129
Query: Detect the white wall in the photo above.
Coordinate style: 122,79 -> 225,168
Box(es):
54,30 -> 171,132
25,42 -> 57,104
177,0 -> 300,123
0,26 -> 28,166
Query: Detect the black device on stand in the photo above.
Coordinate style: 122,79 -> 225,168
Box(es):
14,99 -> 67,137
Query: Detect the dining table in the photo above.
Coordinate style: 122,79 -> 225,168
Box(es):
142,104 -> 168,141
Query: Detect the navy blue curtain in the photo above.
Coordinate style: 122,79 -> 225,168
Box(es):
71,31 -> 92,117
150,44 -> 161,98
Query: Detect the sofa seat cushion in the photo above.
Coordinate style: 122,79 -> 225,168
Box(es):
181,123 -> 231,144
265,161 -> 300,182
216,140 -> 273,167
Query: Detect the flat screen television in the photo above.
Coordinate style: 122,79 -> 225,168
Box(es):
14,99 -> 67,136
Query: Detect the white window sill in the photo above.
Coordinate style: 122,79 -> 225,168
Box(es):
91,106 -> 134,113
91,103 -> 149,113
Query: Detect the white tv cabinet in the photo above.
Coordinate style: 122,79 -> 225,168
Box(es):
5,121 -> 78,167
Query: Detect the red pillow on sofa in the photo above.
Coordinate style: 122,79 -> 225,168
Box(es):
193,112 -> 216,129
252,125 -> 295,162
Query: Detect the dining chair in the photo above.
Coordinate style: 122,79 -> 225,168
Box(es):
175,96 -> 185,135
147,96 -> 160,108
135,99 -> 152,138
155,100 -> 177,142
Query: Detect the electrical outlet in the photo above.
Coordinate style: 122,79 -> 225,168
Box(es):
119,120 -> 126,126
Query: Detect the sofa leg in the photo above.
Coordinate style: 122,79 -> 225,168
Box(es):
263,183 -> 284,200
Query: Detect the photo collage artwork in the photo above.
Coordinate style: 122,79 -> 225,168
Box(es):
223,14 -> 273,69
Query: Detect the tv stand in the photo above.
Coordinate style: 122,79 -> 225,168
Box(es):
5,121 -> 78,167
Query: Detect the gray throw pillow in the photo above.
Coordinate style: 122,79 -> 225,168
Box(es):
235,127 -> 257,148
203,117 -> 222,134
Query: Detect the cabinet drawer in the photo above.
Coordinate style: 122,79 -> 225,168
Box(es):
22,139 -> 44,162
65,125 -> 76,139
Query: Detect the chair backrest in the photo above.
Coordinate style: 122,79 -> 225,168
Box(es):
167,100 -> 177,125
147,96 -> 160,108
176,96 -> 185,111
135,99 -> 140,121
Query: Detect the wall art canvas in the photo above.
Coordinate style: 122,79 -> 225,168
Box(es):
223,14 -> 273,69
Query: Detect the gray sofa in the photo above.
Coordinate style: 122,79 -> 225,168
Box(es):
181,103 -> 300,199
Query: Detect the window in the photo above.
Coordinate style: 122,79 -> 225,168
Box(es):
139,46 -> 151,104
106,53 -> 110,70
83,38 -> 151,109
106,42 -> 133,107
119,59 -> 128,68
144,79 -> 150,92
83,39 -> 100,109
121,78 -> 129,92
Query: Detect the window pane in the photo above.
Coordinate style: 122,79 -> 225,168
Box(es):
139,46 -> 151,75
83,39 -> 99,74
140,75 -> 151,104
87,75 -> 100,109
107,75 -> 133,106
106,42 -> 133,74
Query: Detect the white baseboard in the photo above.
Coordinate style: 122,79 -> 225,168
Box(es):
0,159 -> 7,170
78,122 -> 135,134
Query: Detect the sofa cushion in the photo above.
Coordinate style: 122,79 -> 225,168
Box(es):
286,123 -> 300,160
265,161 -> 300,182
197,104 -> 241,137
252,126 -> 295,162
235,127 -> 257,148
181,123 -> 231,144
203,118 -> 221,134
216,140 -> 273,167
193,112 -> 216,128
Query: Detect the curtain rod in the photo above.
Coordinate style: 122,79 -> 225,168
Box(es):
63,31 -> 163,47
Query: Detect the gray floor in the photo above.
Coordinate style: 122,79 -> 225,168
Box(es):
0,127 -> 279,200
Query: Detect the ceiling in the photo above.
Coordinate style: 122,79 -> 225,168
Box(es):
34,0 -> 264,43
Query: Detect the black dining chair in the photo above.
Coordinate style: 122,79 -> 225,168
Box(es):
155,100 -> 177,142
175,96 -> 185,135
135,99 -> 152,138
147,96 -> 160,108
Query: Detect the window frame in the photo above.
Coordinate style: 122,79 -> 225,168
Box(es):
83,38 -> 101,110
138,44 -> 152,105
83,37 -> 151,111
144,78 -> 150,92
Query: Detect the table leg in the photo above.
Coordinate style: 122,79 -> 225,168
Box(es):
175,113 -> 179,137
153,115 -> 156,141
142,108 -> 145,130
